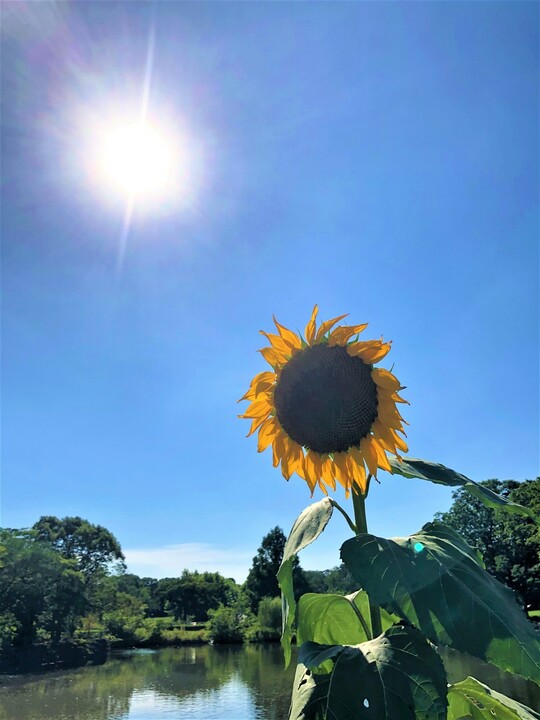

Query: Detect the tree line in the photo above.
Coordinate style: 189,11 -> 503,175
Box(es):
0,478 -> 537,652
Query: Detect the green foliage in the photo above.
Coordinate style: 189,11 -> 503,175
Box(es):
102,592 -> 147,643
389,459 -> 538,522
32,516 -> 125,583
340,522 -> 540,682
257,596 -> 282,632
245,526 -> 310,613
206,602 -> 255,644
289,625 -> 448,720
0,612 -> 21,649
435,479 -> 540,608
304,564 -> 357,595
277,498 -> 334,667
297,591 -> 398,647
157,571 -> 238,622
447,677 -> 540,720
0,529 -> 86,647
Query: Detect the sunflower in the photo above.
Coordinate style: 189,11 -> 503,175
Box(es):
239,306 -> 408,496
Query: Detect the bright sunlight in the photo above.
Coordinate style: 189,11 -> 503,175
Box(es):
87,115 -> 190,209
98,121 -> 174,200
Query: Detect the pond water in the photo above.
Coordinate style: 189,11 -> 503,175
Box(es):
0,643 -> 539,719
0,645 -> 295,720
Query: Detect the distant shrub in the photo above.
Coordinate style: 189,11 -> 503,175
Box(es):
206,605 -> 255,644
257,597 -> 281,632
0,613 -> 21,649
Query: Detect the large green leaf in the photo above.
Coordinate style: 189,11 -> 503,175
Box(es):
341,522 -> 540,683
389,457 -> 538,523
297,590 -> 398,646
289,624 -> 448,720
448,677 -> 540,720
277,498 -> 334,667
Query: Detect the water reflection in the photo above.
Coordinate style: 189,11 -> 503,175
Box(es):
439,645 -> 540,712
0,645 -> 296,720
1,643 -> 539,720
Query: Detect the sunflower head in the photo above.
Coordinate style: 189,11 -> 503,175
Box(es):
239,306 -> 408,497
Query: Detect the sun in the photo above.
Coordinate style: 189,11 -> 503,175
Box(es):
93,118 -> 180,206
98,121 -> 174,200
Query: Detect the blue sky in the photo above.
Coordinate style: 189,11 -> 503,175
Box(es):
2,1 -> 538,582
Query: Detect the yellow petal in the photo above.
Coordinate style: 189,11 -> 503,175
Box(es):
250,370 -> 275,388
360,435 -> 379,477
372,368 -> 401,391
305,305 -> 318,345
259,331 -> 294,356
377,403 -> 407,429
280,438 -> 294,480
372,420 -> 408,454
242,397 -> 272,419
300,456 -> 317,494
239,386 -> 258,402
391,431 -> 408,453
370,437 -> 391,472
348,446 -> 368,494
320,456 -> 337,491
257,416 -> 278,452
304,450 -> 323,487
272,431 -> 286,467
273,316 -> 302,350
315,314 -> 349,342
347,340 -> 391,363
317,479 -> 329,496
259,346 -> 288,369
287,442 -> 305,475
247,414 -> 269,438
332,452 -> 351,490
372,419 -> 396,451
364,346 -> 391,364
328,323 -> 368,346
376,386 -> 408,408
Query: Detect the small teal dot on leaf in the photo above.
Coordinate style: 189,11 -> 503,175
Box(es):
413,542 -> 425,553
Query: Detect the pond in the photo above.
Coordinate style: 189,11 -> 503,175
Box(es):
0,643 -> 539,719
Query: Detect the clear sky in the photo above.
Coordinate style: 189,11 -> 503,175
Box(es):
2,1 -> 538,583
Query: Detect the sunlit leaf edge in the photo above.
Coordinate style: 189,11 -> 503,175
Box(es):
277,497 -> 334,667
389,457 -> 538,524
448,676 -> 540,720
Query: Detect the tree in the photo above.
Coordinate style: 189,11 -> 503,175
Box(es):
157,571 -> 237,621
257,596 -> 282,633
102,592 -> 147,643
104,574 -> 162,617
32,516 -> 125,583
244,526 -> 310,611
304,564 -> 358,595
434,478 -> 540,608
0,529 -> 86,646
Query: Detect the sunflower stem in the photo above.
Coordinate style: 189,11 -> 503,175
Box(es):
351,486 -> 383,639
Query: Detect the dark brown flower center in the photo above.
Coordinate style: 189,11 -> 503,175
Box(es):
273,344 -> 378,454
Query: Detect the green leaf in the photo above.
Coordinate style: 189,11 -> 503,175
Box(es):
297,590 -> 398,646
389,457 -> 538,524
277,498 -> 334,667
341,522 -> 540,683
448,677 -> 540,720
289,624 -> 448,720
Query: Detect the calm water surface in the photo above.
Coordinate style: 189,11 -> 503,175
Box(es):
1,643 -> 539,719
0,645 -> 295,720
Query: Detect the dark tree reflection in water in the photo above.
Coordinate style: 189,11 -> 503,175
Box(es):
1,643 -> 539,719
0,645 -> 296,720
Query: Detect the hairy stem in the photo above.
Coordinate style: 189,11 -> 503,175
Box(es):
351,483 -> 383,638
